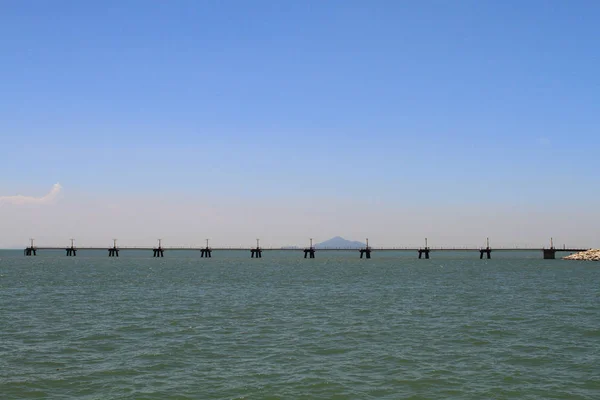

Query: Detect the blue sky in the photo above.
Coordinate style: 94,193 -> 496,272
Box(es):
1,1 -> 599,246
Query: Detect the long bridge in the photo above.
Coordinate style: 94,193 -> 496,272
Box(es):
22,238 -> 587,260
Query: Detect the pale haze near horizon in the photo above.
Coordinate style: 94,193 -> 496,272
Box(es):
0,184 -> 598,249
1,1 -> 599,249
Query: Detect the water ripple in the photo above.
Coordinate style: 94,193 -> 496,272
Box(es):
1,251 -> 599,399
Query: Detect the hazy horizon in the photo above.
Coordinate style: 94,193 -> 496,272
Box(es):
1,183 -> 598,249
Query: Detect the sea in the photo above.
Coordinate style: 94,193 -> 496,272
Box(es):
1,249 -> 598,399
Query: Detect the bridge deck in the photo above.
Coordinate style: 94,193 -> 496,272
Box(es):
30,247 -> 588,252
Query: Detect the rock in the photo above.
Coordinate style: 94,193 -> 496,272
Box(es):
563,249 -> 600,261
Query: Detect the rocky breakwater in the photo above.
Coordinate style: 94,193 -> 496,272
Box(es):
563,249 -> 600,261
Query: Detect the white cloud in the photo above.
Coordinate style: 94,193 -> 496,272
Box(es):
0,183 -> 63,205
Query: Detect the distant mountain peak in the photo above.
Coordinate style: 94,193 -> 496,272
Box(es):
315,236 -> 366,249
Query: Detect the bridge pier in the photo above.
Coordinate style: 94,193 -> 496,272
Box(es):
65,239 -> 76,256
201,248 -> 212,257
360,238 -> 371,258
304,248 -> 316,258
251,248 -> 262,258
543,249 -> 556,259
543,238 -> 556,259
304,238 -> 316,258
251,239 -> 262,258
201,239 -> 212,257
153,239 -> 164,257
24,239 -> 36,256
108,239 -> 119,257
480,248 -> 491,259
479,238 -> 491,259
418,238 -> 430,259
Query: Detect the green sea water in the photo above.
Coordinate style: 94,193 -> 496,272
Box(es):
1,250 -> 599,399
